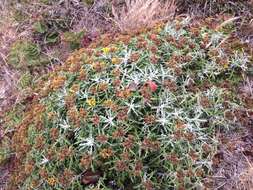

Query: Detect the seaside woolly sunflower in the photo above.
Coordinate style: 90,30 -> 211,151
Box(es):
3,16 -> 253,190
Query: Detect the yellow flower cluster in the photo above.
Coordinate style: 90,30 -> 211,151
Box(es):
102,47 -> 110,54
103,99 -> 113,106
86,98 -> 96,107
47,177 -> 57,186
111,57 -> 121,64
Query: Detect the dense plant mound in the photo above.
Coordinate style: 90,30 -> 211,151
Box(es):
2,16 -> 253,190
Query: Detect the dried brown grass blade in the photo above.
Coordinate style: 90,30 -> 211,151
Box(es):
112,0 -> 176,32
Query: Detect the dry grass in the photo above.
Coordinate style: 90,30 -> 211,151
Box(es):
240,77 -> 253,98
72,0 -> 114,33
209,126 -> 253,190
112,0 -> 177,32
238,158 -> 253,190
0,1 -> 20,114
0,4 -> 18,189
177,0 -> 253,16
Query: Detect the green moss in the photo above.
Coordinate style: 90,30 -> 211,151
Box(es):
33,21 -> 48,34
82,0 -> 95,5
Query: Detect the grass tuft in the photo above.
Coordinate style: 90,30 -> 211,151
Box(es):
112,0 -> 177,32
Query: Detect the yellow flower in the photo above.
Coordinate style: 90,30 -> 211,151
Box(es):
86,98 -> 96,107
156,27 -> 162,33
103,99 -> 113,106
155,24 -> 162,33
111,57 -> 121,64
223,63 -> 229,69
47,177 -> 57,186
102,47 -> 110,54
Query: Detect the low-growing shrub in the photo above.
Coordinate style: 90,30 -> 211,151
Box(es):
13,0 -> 87,46
7,40 -> 49,69
63,31 -> 86,50
3,16 -> 253,190
18,71 -> 33,89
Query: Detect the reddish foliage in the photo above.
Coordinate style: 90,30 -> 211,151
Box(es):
81,170 -> 102,185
